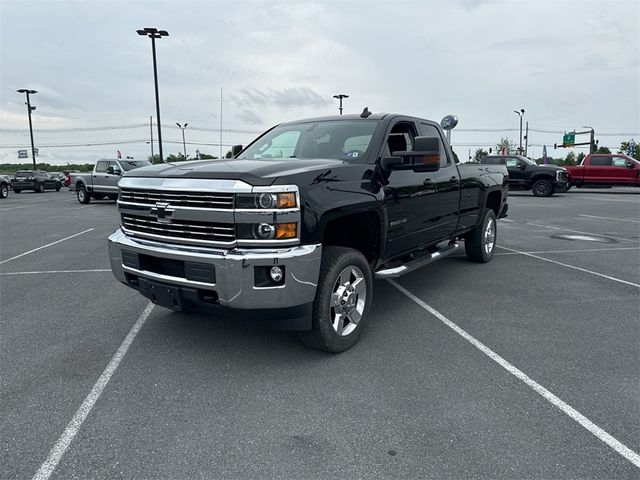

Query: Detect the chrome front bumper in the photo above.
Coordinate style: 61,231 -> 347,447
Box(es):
108,228 -> 322,310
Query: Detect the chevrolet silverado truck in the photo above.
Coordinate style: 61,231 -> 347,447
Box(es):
109,113 -> 508,352
479,154 -> 569,196
71,158 -> 150,204
564,153 -> 640,188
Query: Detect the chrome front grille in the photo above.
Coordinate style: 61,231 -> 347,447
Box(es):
121,213 -> 235,245
120,188 -> 234,209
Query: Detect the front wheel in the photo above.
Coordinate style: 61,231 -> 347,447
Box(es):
465,208 -> 497,263
37,182 -> 45,193
532,179 -> 554,197
77,185 -> 91,204
0,183 -> 8,198
299,246 -> 372,353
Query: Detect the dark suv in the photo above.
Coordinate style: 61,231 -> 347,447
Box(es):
11,170 -> 61,193
479,155 -> 569,197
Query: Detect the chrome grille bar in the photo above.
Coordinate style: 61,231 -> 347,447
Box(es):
120,188 -> 234,209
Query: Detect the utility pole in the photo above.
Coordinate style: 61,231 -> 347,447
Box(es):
149,115 -> 154,159
333,94 -> 349,115
524,121 -> 529,157
220,87 -> 223,159
17,89 -> 38,169
137,27 -> 169,163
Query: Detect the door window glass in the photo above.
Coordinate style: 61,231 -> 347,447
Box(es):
612,157 -> 627,167
589,156 -> 611,166
95,161 -> 108,173
505,158 -> 518,168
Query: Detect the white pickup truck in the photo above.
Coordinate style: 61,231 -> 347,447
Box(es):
71,159 -> 150,204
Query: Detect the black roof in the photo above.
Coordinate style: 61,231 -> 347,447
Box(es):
284,113 -> 391,124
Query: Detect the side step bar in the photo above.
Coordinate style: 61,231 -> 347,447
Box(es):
374,242 -> 460,279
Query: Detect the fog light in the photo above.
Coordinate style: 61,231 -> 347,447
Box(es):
270,266 -> 284,282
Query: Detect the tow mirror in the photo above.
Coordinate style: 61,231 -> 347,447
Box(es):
382,136 -> 442,172
517,163 -> 526,170
232,144 -> 243,157
626,161 -> 634,168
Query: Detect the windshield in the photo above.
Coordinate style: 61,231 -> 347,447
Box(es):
120,160 -> 151,171
237,120 -> 378,162
518,156 -> 538,165
14,171 -> 33,178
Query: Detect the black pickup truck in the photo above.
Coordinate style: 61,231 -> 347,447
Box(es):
109,113 -> 508,352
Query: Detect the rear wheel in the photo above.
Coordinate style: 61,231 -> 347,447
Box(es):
77,185 -> 91,204
532,178 -> 553,197
299,246 -> 372,353
465,208 -> 497,263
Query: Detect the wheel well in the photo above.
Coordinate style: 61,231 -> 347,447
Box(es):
322,211 -> 381,264
486,191 -> 501,217
531,174 -> 553,184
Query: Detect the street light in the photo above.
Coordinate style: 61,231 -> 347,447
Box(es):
333,94 -> 349,115
176,122 -> 188,159
514,109 -> 525,154
137,27 -> 169,163
582,126 -> 595,153
17,89 -> 38,169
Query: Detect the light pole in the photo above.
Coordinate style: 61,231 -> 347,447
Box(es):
582,126 -> 595,153
333,94 -> 349,115
514,108 -> 524,154
137,27 -> 169,163
17,89 -> 38,169
176,122 -> 188,159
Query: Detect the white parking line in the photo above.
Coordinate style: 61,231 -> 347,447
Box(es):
497,245 -> 640,288
493,246 -> 640,256
1,269 -> 111,276
0,229 -> 95,265
0,205 -> 31,211
32,302 -> 155,480
579,214 -> 640,224
388,280 -> 640,469
524,222 -> 640,243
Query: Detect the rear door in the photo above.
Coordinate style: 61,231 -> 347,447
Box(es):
584,155 -> 612,182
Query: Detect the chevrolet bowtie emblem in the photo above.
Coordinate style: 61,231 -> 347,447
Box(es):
150,202 -> 174,224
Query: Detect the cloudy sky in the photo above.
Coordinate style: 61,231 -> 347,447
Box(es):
0,0 -> 638,165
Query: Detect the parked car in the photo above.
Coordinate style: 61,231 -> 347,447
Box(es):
71,159 -> 151,203
478,154 -> 569,196
564,153 -> 640,188
0,175 -> 9,199
109,112 -> 509,352
11,170 -> 61,193
48,171 -> 66,183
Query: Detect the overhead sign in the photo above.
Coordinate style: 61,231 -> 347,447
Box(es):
563,132 -> 576,147
18,149 -> 28,159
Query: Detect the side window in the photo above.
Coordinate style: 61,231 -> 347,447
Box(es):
95,161 -> 108,173
420,123 -> 449,167
385,122 -> 418,160
107,161 -> 120,172
611,156 -> 627,167
483,157 -> 503,165
589,156 -> 611,166
505,158 -> 518,168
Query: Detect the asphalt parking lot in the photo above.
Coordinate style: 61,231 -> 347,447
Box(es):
1,187 -> 639,479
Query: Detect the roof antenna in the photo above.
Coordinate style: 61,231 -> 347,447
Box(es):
360,107 -> 372,118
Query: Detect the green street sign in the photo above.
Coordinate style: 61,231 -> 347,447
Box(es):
563,132 -> 576,147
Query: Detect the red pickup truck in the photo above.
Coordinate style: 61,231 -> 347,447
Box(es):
565,153 -> 640,188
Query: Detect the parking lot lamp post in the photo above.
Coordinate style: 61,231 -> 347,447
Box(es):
333,94 -> 349,115
514,109 -> 524,154
176,123 -> 188,159
137,27 -> 169,163
17,89 -> 38,169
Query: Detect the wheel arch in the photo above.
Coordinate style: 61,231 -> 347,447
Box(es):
320,208 -> 383,265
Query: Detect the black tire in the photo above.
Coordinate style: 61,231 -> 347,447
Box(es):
465,208 -> 497,263
532,178 -> 554,197
0,183 -> 8,199
77,185 -> 91,204
56,184 -> 61,191
299,246 -> 373,353
37,182 -> 45,193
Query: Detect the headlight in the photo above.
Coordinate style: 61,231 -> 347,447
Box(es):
237,222 -> 298,240
236,192 -> 297,209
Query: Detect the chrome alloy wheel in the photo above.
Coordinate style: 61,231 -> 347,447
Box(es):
484,217 -> 495,255
330,266 -> 367,336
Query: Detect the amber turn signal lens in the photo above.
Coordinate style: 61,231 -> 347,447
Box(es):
275,223 -> 297,239
277,192 -> 297,208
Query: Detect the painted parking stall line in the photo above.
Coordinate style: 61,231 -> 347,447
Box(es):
1,269 -> 111,276
388,280 -> 640,469
497,245 -> 640,288
579,214 -> 640,224
32,302 -> 155,480
0,229 -> 95,265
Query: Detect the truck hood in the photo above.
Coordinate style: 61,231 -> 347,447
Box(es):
535,164 -> 566,171
125,158 -> 349,186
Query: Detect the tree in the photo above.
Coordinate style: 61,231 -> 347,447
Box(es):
576,152 -> 585,165
199,153 -> 218,160
225,150 -> 233,158
148,154 -> 162,164
619,141 -> 640,161
496,138 -> 515,155
596,146 -> 611,154
166,153 -> 188,163
474,148 -> 488,162
564,152 -> 577,166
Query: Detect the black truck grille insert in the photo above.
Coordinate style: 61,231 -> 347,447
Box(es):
121,213 -> 235,244
120,188 -> 234,209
